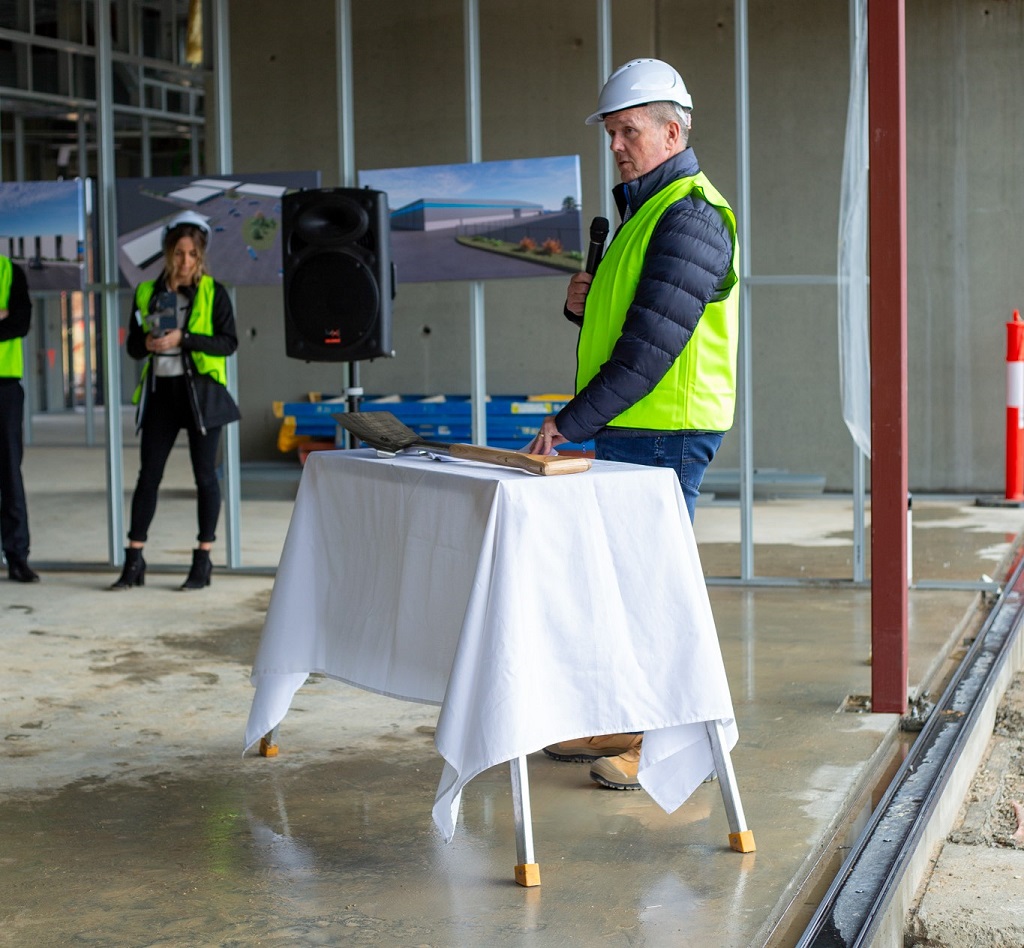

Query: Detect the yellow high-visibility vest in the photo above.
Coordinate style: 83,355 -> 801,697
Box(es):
0,255 -> 24,379
576,173 -> 739,431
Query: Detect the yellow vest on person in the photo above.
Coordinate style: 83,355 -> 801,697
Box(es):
576,172 -> 739,431
132,275 -> 226,403
0,255 -> 23,379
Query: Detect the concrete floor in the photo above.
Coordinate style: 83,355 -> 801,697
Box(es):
2,411 -> 1022,947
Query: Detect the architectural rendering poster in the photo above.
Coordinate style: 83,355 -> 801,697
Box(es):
0,179 -> 88,291
357,155 -> 583,283
116,170 -> 320,288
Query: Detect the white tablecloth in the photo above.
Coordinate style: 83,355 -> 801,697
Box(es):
244,449 -> 737,841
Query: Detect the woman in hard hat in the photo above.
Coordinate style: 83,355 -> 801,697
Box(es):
111,210 -> 240,591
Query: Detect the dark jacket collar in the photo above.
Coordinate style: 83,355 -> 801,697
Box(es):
155,274 -> 199,300
613,147 -> 701,221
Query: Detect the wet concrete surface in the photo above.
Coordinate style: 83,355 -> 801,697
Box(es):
2,757 -> 757,945
3,414 -> 1024,946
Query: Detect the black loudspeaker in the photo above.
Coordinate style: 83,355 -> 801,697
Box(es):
282,187 -> 396,362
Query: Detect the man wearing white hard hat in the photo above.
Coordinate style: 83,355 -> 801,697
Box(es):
530,58 -> 740,789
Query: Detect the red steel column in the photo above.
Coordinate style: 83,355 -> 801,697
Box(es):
1006,310 -> 1024,501
869,0 -> 909,714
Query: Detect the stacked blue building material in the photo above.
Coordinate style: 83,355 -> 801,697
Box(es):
279,394 -> 594,452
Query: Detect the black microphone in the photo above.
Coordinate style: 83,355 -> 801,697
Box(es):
585,216 -> 609,275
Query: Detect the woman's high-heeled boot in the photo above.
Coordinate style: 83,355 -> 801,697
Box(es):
181,548 -> 212,590
110,547 -> 146,590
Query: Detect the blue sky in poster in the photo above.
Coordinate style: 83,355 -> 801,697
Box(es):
357,155 -> 581,214
0,180 -> 84,238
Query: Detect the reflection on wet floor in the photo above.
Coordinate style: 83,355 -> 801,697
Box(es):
1,579 -> 973,948
2,752 -> 762,946
699,498 -> 1019,583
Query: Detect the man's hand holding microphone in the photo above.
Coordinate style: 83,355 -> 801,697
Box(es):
526,216 -> 608,455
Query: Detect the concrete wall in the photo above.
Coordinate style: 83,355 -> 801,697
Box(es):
227,0 -> 1024,493
907,2 -> 1024,491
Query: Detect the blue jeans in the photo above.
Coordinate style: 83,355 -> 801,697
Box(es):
594,430 -> 724,523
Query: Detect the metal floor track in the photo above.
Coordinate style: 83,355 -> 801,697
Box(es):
796,548 -> 1024,946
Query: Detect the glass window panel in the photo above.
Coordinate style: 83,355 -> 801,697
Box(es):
32,0 -> 58,37
9,0 -> 31,32
31,45 -> 59,93
75,49 -> 97,101
0,40 -> 20,88
140,6 -> 161,59
111,59 -> 138,105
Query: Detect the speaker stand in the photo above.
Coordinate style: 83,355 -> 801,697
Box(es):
338,361 -> 364,449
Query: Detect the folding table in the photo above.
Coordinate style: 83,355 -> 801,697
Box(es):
244,449 -> 754,886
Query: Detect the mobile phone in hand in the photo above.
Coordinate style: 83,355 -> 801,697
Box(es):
151,291 -> 178,336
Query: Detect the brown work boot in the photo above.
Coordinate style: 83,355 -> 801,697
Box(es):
543,732 -> 641,762
589,737 -> 643,790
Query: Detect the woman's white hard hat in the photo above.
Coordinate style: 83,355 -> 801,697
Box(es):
162,210 -> 211,244
585,58 -> 693,125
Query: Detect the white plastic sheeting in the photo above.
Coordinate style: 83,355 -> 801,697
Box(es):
838,0 -> 871,458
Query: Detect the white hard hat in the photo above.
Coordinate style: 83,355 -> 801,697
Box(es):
585,58 -> 693,125
163,210 -> 211,244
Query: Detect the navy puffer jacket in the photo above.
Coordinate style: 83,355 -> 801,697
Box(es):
555,148 -> 734,444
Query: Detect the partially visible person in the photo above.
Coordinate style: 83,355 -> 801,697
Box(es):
531,59 -> 740,789
110,210 -> 240,591
0,255 -> 39,583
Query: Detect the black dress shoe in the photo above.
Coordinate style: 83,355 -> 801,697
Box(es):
7,558 -> 40,583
